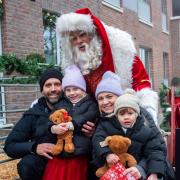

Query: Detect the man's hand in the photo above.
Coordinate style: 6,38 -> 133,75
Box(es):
81,121 -> 95,137
36,143 -> 55,159
123,166 -> 141,179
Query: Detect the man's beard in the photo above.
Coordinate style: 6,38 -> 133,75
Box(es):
72,36 -> 102,75
45,94 -> 61,106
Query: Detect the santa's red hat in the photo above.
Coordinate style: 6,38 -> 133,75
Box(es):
56,8 -> 115,72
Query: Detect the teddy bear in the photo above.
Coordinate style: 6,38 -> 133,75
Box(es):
49,109 -> 75,155
96,135 -> 137,178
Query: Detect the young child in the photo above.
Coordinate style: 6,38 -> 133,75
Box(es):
43,65 -> 99,180
93,89 -> 167,180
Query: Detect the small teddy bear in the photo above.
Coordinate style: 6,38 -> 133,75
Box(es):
96,135 -> 137,178
49,109 -> 75,155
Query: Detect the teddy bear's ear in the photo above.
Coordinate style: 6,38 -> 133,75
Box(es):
49,114 -> 53,121
60,109 -> 66,113
105,136 -> 112,143
124,137 -> 131,147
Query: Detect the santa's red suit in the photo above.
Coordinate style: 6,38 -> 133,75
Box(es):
42,8 -> 159,180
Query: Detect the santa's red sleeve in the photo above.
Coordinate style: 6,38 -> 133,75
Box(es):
132,55 -> 159,125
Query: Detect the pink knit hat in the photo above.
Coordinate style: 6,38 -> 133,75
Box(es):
62,65 -> 86,91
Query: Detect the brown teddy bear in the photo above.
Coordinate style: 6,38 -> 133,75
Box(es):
96,135 -> 137,178
49,109 -> 75,155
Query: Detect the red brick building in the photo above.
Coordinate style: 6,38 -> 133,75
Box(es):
1,0 -> 173,89
0,0 -> 177,125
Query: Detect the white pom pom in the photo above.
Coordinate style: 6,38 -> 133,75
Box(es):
102,71 -> 120,82
124,88 -> 136,95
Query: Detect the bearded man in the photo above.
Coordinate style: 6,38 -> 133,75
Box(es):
56,8 -> 159,124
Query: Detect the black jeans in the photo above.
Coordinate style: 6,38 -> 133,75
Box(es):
17,154 -> 47,180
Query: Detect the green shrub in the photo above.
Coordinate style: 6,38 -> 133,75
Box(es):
159,83 -> 171,131
0,53 -> 60,84
26,53 -> 46,63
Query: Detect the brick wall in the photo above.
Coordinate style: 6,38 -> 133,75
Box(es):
170,18 -> 180,79
2,85 -> 41,124
2,0 -> 44,58
1,0 -> 173,90
100,1 -> 172,90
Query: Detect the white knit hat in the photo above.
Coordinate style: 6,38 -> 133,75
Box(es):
114,89 -> 140,115
62,65 -> 86,91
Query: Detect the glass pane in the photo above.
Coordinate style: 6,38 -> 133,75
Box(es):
43,11 -> 59,64
43,27 -> 57,64
138,0 -> 151,23
162,13 -> 167,31
104,0 -> 121,8
124,0 -> 138,12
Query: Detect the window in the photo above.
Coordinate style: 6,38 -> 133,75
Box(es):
139,47 -> 153,84
161,0 -> 168,32
163,52 -> 169,86
0,73 -> 5,125
43,11 -> 60,65
138,0 -> 151,24
103,0 -> 122,9
124,0 -> 138,12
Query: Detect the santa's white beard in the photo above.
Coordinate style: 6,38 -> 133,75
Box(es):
72,36 -> 102,75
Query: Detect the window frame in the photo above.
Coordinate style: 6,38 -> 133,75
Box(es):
139,47 -> 153,85
161,0 -> 168,33
138,0 -> 152,26
102,0 -> 123,12
43,11 -> 61,65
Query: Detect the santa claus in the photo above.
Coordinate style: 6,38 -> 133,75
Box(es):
56,8 -> 158,124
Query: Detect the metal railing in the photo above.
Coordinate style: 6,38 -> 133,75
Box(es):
0,84 -> 41,164
0,84 -> 41,125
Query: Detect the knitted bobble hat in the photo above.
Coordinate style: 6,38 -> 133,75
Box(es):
114,88 -> 140,115
95,71 -> 123,99
62,65 -> 86,91
39,68 -> 63,92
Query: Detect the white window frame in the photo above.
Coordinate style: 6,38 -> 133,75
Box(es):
102,0 -> 123,12
56,33 -> 61,65
43,12 -> 61,65
138,0 -> 152,26
161,0 -> 168,33
139,47 -> 153,84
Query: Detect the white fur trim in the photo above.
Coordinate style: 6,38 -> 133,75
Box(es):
104,25 -> 136,90
136,88 -> 159,124
56,13 -> 95,34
